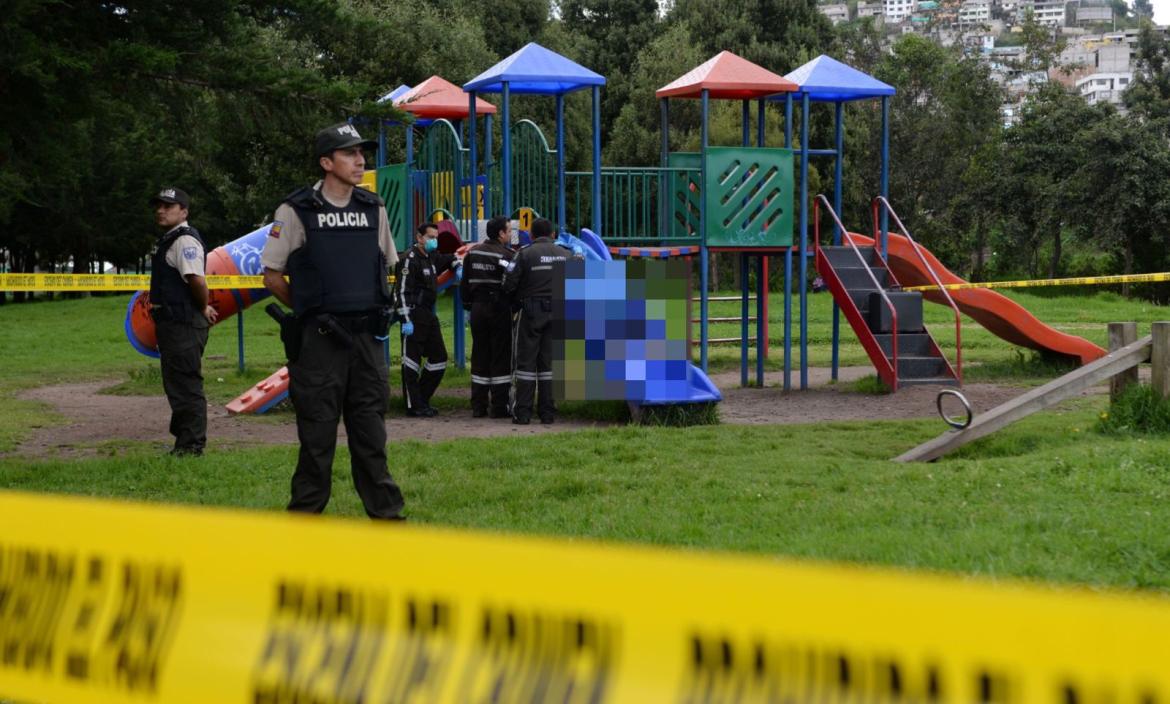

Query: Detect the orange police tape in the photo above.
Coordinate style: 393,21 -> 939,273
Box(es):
2,490 -> 1170,703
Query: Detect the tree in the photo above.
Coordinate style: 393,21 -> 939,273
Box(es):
995,83 -> 1099,279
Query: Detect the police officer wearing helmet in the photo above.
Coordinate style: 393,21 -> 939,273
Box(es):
395,223 -> 461,417
149,187 -> 218,456
261,122 -> 406,520
502,217 -> 568,425
460,215 -> 516,418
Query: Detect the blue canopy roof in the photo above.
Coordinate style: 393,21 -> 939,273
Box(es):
463,43 -> 606,95
780,55 -> 895,102
378,84 -> 412,104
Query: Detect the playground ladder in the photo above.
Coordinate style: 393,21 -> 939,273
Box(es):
812,195 -> 958,391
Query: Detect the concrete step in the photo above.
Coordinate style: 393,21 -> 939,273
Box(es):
822,245 -> 879,268
834,266 -> 889,291
873,332 -> 934,357
895,355 -> 948,379
867,291 -> 924,334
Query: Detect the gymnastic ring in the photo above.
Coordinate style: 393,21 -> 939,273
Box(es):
936,389 -> 973,430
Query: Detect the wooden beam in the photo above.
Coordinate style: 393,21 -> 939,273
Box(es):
1153,322 -> 1170,400
895,335 -> 1152,463
1108,322 -> 1138,402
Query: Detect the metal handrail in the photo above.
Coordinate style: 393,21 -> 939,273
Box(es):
871,196 -> 962,385
813,194 -> 899,390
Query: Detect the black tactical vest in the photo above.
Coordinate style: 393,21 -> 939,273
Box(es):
284,185 -> 390,316
149,225 -> 204,322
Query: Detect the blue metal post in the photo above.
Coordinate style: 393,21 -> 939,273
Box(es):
556,93 -> 566,232
784,93 -> 793,391
468,92 -> 479,241
405,124 -> 415,239
740,252 -> 748,388
699,89 -> 710,373
757,97 -> 766,386
591,86 -> 602,237
756,255 -> 764,387
799,93 -> 810,390
740,99 -> 750,385
484,114 -> 493,218
785,94 -> 793,149
831,101 -> 844,382
881,95 -> 890,258
502,83 -> 512,218
454,131 -> 465,370
660,98 -> 669,238
235,293 -> 245,373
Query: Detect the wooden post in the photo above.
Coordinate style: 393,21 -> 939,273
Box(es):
1109,322 -> 1138,402
1153,321 -> 1170,400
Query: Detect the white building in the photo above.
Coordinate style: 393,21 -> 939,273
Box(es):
885,0 -> 918,22
1075,4 -> 1112,24
1076,71 -> 1133,106
820,2 -> 850,23
959,0 -> 992,27
1018,0 -> 1067,26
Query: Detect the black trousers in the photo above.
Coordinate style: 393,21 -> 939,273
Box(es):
469,300 -> 512,414
155,317 -> 208,453
401,309 -> 447,411
288,321 -> 405,519
512,301 -> 555,421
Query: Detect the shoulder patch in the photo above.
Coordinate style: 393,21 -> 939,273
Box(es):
269,221 -> 283,239
182,246 -> 198,261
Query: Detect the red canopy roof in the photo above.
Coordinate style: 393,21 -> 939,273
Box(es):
656,51 -> 798,100
395,76 -> 497,119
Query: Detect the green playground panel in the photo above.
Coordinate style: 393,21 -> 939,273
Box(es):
667,152 -> 702,240
376,163 -> 409,252
703,146 -> 793,248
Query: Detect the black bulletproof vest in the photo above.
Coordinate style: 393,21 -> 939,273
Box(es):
285,186 -> 390,316
149,226 -> 203,321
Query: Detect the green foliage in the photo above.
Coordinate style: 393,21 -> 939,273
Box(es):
850,374 -> 891,394
1099,384 -> 1170,435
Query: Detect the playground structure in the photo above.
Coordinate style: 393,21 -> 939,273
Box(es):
124,43 -> 1109,409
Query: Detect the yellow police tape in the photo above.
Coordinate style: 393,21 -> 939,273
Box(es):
902,271 -> 1170,292
0,273 -> 395,291
3,491 -> 1170,704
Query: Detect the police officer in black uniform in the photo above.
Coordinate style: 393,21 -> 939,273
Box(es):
460,215 -> 516,418
502,217 -> 569,425
149,187 -> 217,456
261,122 -> 405,520
396,223 -> 461,417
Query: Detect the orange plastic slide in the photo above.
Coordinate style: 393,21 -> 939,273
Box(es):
846,232 -> 1106,365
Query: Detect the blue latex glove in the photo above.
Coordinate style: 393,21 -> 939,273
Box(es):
402,321 -> 414,337
572,245 -> 584,258
455,265 -> 463,282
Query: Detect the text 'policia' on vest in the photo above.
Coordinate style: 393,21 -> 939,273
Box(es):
283,185 -> 391,317
150,226 -> 204,322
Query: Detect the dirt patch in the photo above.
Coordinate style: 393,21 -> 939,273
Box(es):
7,367 -> 1107,458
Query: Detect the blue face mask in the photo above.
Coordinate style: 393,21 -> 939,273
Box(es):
424,238 -> 438,253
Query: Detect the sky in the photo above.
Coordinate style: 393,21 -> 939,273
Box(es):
1155,0 -> 1169,24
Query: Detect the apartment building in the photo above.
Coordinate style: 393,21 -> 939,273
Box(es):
820,2 -> 850,24
1076,72 -> 1133,106
959,0 -> 992,27
885,0 -> 918,22
1017,0 -> 1067,26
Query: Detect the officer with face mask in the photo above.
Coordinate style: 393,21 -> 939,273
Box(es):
396,223 -> 461,416
502,217 -> 568,425
261,122 -> 405,520
460,215 -> 516,418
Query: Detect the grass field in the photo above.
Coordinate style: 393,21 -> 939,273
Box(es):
2,290 -> 1169,591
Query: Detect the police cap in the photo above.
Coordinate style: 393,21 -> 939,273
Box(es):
315,122 -> 377,158
149,187 -> 190,209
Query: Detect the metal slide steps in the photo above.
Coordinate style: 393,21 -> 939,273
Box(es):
817,245 -> 958,390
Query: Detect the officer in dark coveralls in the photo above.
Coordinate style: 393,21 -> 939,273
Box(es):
502,217 -> 568,425
460,215 -> 516,418
395,223 -> 461,417
149,187 -> 217,456
261,123 -> 405,520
